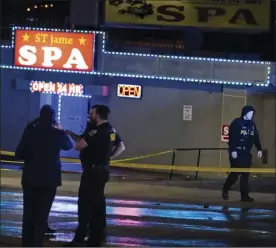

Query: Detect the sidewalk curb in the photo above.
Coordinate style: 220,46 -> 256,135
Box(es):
1,182 -> 276,209
0,236 -> 64,247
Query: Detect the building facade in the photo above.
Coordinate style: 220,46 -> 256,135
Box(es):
0,0 -> 275,178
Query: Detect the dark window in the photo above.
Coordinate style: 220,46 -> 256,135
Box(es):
1,0 -> 70,39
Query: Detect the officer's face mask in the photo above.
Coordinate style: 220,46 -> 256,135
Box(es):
244,111 -> 254,120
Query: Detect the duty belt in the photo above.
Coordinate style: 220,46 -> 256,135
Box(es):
236,146 -> 249,151
90,164 -> 108,169
82,163 -> 108,172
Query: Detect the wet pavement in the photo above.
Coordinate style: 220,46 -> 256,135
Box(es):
1,189 -> 276,247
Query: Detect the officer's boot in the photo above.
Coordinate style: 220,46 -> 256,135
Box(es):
240,173 -> 253,202
64,239 -> 86,247
222,172 -> 240,201
241,196 -> 255,202
64,233 -> 86,247
101,228 -> 107,243
86,235 -> 102,247
222,182 -> 229,200
45,224 -> 56,236
46,227 -> 56,233
87,226 -> 105,247
222,189 -> 229,201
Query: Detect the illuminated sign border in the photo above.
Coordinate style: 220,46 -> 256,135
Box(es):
30,80 -> 84,96
0,26 -> 271,87
13,29 -> 96,73
29,81 -> 91,122
117,84 -> 142,99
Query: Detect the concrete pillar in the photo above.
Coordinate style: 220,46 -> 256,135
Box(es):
262,96 -> 276,175
218,88 -> 247,176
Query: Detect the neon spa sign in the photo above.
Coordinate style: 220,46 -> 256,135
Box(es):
14,30 -> 95,72
30,81 -> 84,95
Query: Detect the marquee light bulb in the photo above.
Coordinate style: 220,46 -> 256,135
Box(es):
0,26 -> 271,87
29,82 -> 91,122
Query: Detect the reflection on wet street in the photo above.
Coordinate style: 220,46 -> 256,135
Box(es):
1,191 -> 276,246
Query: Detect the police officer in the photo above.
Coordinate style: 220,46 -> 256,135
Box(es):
67,105 -> 124,247
222,105 -> 262,202
15,105 -> 73,247
66,105 -> 125,244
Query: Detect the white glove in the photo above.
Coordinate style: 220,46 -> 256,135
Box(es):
257,150 -> 262,158
231,151 -> 238,159
54,122 -> 63,130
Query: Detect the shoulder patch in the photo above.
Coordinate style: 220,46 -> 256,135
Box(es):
88,130 -> 97,136
110,133 -> 116,141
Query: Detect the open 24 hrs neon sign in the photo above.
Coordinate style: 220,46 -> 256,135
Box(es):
30,81 -> 84,95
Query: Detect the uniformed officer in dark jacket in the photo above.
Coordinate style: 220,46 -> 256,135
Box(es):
15,105 -> 73,247
66,107 -> 125,244
66,105 -> 124,247
222,105 -> 262,202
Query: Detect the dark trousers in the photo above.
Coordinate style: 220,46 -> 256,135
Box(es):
46,195 -> 56,231
88,201 -> 107,230
223,152 -> 252,197
80,161 -> 107,232
74,169 -> 109,244
22,185 -> 57,247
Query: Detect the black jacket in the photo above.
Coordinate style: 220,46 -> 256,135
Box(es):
79,122 -> 93,162
15,105 -> 73,187
228,105 -> 262,153
82,122 -> 119,167
80,122 -> 122,162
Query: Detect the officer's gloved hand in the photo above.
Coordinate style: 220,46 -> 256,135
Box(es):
231,151 -> 238,159
54,122 -> 63,130
257,150 -> 262,158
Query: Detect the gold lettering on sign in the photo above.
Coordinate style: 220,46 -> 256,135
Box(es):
35,33 -> 74,45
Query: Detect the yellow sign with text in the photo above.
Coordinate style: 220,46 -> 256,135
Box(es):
105,0 -> 270,30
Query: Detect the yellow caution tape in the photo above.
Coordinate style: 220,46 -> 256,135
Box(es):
1,150 -> 14,156
1,159 -> 274,173
0,149 -> 173,163
60,158 -> 79,163
111,162 -> 275,173
1,160 -> 23,164
1,150 -> 275,173
112,150 -> 173,162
